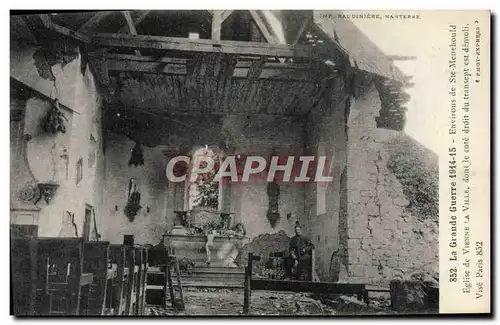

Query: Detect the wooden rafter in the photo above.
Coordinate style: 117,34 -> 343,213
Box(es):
117,10 -> 150,33
292,17 -> 311,45
10,16 -> 38,44
89,52 -> 324,82
211,10 -> 234,41
249,10 -> 275,44
78,12 -> 113,34
121,11 -> 142,56
37,14 -> 90,43
221,10 -> 234,22
211,11 -> 223,41
92,33 -> 319,59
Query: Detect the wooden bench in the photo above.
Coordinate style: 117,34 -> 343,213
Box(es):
133,246 -> 148,315
109,244 -> 128,315
10,229 -> 149,316
124,244 -> 137,315
33,238 -> 93,315
146,243 -> 170,307
81,241 -> 114,315
10,225 -> 38,315
145,244 -> 184,311
243,253 -> 369,314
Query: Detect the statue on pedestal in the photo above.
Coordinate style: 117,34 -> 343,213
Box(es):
266,179 -> 280,228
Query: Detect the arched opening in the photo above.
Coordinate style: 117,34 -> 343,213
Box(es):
184,145 -> 228,212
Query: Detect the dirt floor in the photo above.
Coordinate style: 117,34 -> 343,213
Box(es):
146,288 -> 394,316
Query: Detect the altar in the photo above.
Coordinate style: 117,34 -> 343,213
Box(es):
164,209 -> 247,268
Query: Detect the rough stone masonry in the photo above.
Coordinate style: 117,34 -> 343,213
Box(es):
345,86 -> 439,285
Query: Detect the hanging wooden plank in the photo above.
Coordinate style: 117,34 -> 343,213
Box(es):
92,33 -> 319,59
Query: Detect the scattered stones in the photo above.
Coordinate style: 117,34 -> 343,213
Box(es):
235,231 -> 290,268
145,288 -> 395,316
390,279 -> 427,312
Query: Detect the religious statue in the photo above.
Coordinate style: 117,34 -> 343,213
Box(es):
266,179 -> 280,228
267,180 -> 280,213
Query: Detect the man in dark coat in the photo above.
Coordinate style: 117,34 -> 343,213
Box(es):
285,222 -> 315,280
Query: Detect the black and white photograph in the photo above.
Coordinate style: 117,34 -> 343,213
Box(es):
9,9 -> 490,316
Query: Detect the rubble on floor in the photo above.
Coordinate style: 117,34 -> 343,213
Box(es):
145,289 -> 395,316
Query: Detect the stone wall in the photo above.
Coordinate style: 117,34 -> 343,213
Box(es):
346,85 -> 438,285
100,114 -> 305,245
301,74 -> 349,281
100,132 -> 170,244
10,40 -> 106,238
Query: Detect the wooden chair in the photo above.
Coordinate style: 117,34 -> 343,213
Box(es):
33,238 -> 92,315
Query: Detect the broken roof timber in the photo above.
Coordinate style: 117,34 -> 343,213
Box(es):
92,33 -> 320,59
312,10 -> 405,82
38,14 -> 90,43
90,53 -> 328,81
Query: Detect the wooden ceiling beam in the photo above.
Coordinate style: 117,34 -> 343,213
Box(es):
121,10 -> 142,56
292,17 -> 311,45
10,16 -> 38,44
92,33 -> 319,59
78,12 -> 113,34
37,14 -> 90,43
117,10 -> 150,33
89,52 -> 326,82
105,61 -> 320,82
211,11 -> 223,41
221,10 -> 234,22
117,105 -> 302,118
249,10 -> 275,44
211,10 -> 235,41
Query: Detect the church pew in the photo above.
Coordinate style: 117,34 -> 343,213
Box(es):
109,244 -> 128,315
10,225 -> 39,315
81,241 -> 111,315
243,253 -> 369,314
33,238 -> 93,315
146,243 -> 169,307
134,246 -> 148,315
124,244 -> 137,315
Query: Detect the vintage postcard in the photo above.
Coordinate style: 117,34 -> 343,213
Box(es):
9,9 -> 490,316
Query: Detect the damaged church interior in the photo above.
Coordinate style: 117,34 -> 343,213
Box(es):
10,10 -> 439,316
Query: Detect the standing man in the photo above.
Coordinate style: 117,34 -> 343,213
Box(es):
286,222 -> 315,280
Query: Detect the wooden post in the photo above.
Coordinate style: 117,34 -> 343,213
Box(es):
243,265 -> 250,314
363,289 -> 370,305
310,249 -> 316,282
173,257 -> 185,311
165,250 -> 175,308
243,253 -> 254,314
